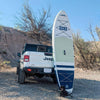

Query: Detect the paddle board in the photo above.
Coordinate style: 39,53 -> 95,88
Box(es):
52,10 -> 74,94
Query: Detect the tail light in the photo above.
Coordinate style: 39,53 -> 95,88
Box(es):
27,69 -> 31,71
24,55 -> 29,62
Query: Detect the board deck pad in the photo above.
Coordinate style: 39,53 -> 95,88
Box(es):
52,11 -> 74,94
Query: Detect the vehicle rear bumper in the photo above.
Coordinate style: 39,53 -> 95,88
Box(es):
23,67 -> 55,75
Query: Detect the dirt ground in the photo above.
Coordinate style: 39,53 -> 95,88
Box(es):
0,67 -> 100,100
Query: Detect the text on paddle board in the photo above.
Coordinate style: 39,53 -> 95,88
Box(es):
59,26 -> 67,31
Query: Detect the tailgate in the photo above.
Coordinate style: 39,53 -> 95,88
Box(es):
29,52 -> 53,68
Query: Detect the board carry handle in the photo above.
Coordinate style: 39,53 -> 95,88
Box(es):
64,50 -> 66,55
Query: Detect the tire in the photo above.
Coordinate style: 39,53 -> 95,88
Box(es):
16,65 -> 20,75
18,69 -> 25,84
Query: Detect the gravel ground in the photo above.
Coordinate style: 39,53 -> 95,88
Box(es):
0,67 -> 100,100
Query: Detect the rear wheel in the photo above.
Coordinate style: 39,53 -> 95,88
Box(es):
18,69 -> 25,84
16,64 -> 20,75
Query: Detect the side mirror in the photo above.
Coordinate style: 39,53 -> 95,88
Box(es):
17,52 -> 21,57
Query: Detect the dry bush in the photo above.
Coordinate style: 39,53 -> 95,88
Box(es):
15,3 -> 52,44
0,59 -> 10,69
96,26 -> 100,40
73,33 -> 100,70
73,25 -> 100,70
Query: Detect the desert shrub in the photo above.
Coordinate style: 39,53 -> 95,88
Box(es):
15,2 -> 52,44
0,60 -> 10,69
73,33 -> 100,70
0,26 -> 2,31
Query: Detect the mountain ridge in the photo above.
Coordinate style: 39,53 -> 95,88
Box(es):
0,26 -> 51,66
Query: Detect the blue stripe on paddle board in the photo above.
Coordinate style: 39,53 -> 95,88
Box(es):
56,65 -> 74,68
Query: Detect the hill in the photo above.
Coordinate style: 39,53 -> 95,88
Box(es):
0,26 -> 51,66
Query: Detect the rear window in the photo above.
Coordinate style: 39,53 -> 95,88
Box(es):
37,46 -> 46,52
47,46 -> 52,53
22,44 -> 52,54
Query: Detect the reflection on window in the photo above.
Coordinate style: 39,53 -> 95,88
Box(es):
37,46 -> 46,52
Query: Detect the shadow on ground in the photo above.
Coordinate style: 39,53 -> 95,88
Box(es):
0,70 -> 100,100
73,79 -> 100,100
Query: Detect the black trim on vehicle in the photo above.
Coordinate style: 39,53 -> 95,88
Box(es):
23,67 -> 55,75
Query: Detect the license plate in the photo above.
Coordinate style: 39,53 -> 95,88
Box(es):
44,68 -> 52,73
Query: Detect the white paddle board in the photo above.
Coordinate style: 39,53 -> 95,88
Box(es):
52,10 -> 74,94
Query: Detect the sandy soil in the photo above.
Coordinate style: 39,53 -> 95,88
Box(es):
0,67 -> 100,100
